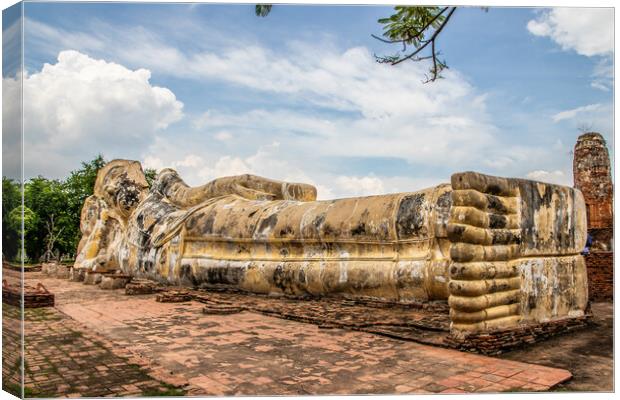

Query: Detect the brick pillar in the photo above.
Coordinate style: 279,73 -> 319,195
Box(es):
573,132 -> 614,301
573,132 -> 613,230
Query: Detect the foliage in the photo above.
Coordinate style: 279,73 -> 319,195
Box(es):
23,177 -> 70,260
377,6 -> 446,47
1,155 -> 108,263
7,205 -> 37,261
144,168 -> 158,188
8,205 -> 38,237
374,6 -> 457,82
2,177 -> 21,259
255,5 -> 272,17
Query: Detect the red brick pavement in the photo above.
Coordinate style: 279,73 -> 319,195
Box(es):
22,273 -> 573,395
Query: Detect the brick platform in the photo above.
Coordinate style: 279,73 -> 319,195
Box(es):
445,316 -> 591,355
585,251 -> 614,301
2,281 -> 55,308
23,273 -> 578,395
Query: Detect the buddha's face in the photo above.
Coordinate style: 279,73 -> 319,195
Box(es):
96,160 -> 149,219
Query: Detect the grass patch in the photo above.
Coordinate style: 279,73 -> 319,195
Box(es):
2,381 -> 22,397
24,307 -> 62,321
141,383 -> 186,397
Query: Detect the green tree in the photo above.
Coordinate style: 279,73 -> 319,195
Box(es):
2,177 -> 21,260
8,205 -> 38,262
23,177 -> 71,261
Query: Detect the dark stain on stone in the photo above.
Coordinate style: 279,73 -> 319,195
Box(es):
115,173 -> 143,213
273,264 -> 304,294
489,214 -> 507,229
322,224 -> 337,236
351,222 -> 366,236
517,180 -> 575,250
313,214 -> 326,228
279,226 -> 294,236
186,215 -> 197,230
257,213 -> 278,234
447,224 -> 466,243
492,230 -> 521,245
202,214 -> 216,234
396,193 -> 427,238
486,194 -> 507,214
204,264 -> 241,286
486,184 -> 503,196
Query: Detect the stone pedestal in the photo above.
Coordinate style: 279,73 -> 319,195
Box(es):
83,271 -> 103,285
69,267 -> 86,282
42,263 -> 58,276
125,279 -> 163,295
54,265 -> 71,279
99,274 -> 132,290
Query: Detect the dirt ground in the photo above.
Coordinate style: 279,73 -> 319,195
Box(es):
501,302 -> 614,392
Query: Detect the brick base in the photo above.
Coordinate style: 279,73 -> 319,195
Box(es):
2,285 -> 55,308
444,316 -> 591,355
585,251 -> 613,301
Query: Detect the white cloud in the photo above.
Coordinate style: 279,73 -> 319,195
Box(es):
590,57 -> 613,91
335,175 -> 385,197
552,103 -> 602,122
526,170 -> 571,186
2,74 -> 22,180
214,131 -> 233,141
527,8 -> 613,57
21,50 -> 183,178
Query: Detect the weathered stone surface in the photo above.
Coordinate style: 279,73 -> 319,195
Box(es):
43,263 -> 71,279
447,172 -> 587,334
83,271 -> 103,285
156,290 -> 192,303
125,279 -> 164,295
74,160 -> 588,337
69,267 -> 86,282
99,274 -> 132,290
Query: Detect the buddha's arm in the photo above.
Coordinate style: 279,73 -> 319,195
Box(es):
154,169 -> 317,207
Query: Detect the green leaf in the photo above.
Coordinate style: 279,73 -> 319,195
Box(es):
255,4 -> 272,17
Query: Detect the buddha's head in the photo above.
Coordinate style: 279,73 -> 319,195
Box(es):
94,160 -> 149,219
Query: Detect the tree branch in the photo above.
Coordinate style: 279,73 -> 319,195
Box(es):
391,7 -> 456,66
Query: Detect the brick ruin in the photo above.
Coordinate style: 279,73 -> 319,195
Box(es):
573,132 -> 614,300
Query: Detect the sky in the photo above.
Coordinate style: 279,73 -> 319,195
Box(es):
2,2 -> 615,199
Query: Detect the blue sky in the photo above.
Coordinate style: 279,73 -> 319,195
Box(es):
3,3 -> 614,198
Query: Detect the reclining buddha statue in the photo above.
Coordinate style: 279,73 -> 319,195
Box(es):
74,160 -> 588,335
